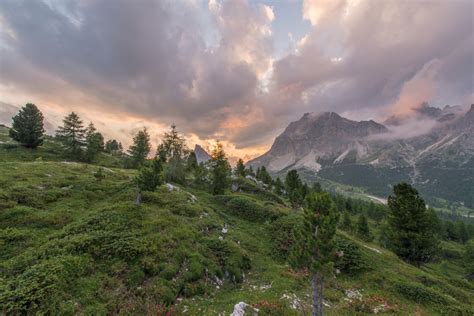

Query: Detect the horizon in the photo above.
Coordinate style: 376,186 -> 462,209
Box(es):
1,0 -> 473,160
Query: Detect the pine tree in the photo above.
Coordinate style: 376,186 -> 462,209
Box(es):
186,151 -> 198,171
387,182 -> 438,265
456,221 -> 469,244
235,158 -> 246,177
257,166 -> 272,184
210,141 -> 231,195
9,103 -> 45,148
105,139 -> 121,153
84,122 -> 104,162
128,128 -> 151,168
273,177 -> 284,195
134,157 -> 163,205
340,211 -> 352,231
290,192 -> 339,316
56,112 -> 86,156
161,125 -> 187,184
286,170 -> 305,207
356,214 -> 372,241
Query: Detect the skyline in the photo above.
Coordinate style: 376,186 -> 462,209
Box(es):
1,0 -> 473,160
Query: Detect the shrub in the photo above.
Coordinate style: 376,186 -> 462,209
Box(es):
203,237 -> 251,283
335,236 -> 371,275
269,214 -> 302,260
395,282 -> 449,305
226,196 -> 280,222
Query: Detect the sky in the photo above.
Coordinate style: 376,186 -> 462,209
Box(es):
0,0 -> 473,160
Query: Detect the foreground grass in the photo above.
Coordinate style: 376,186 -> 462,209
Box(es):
0,159 -> 473,315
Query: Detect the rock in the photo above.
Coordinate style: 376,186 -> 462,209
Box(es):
231,183 -> 239,192
230,302 -> 258,316
61,185 -> 74,190
363,245 -> 382,254
222,224 -> 228,234
165,183 -> 180,192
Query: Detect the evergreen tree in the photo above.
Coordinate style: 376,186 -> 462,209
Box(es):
9,103 -> 45,148
273,177 -> 284,195
186,151 -> 198,171
387,182 -> 438,265
235,158 -> 246,177
340,211 -> 352,231
312,182 -> 322,193
105,139 -> 122,153
56,112 -> 86,156
128,128 -> 151,168
247,166 -> 255,177
356,214 -> 373,241
210,141 -> 231,195
161,125 -> 187,184
134,157 -> 163,205
285,169 -> 301,194
84,122 -> 104,162
93,167 -> 105,181
444,221 -> 459,241
456,221 -> 469,244
256,166 -> 272,184
464,241 -> 474,280
290,192 -> 339,316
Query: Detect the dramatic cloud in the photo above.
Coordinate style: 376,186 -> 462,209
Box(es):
0,0 -> 472,158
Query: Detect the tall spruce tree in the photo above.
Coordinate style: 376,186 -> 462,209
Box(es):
387,182 -> 438,265
84,122 -> 104,162
9,103 -> 45,148
210,141 -> 231,195
105,139 -> 121,153
56,112 -> 86,156
356,214 -> 372,241
161,125 -> 187,184
341,211 -> 352,231
128,128 -> 151,168
290,192 -> 339,316
235,158 -> 246,177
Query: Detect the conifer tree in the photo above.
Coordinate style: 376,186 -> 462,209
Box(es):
210,141 -> 231,195
247,166 -> 255,177
387,182 -> 438,265
161,125 -> 187,184
235,158 -> 246,177
312,182 -> 322,193
105,139 -> 122,153
9,103 -> 45,148
84,122 -> 104,162
464,241 -> 474,280
56,112 -> 86,156
273,177 -> 284,195
290,192 -> 339,316
356,214 -> 373,241
128,128 -> 151,168
341,211 -> 352,231
456,221 -> 469,244
186,151 -> 198,171
134,157 -> 163,205
257,166 -> 272,184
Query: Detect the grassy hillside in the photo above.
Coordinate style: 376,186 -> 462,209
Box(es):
1,132 -> 473,314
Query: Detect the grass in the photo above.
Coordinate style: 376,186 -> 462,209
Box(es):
0,129 -> 473,314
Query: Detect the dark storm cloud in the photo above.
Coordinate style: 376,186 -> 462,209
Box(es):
0,0 -> 472,151
0,0 -> 272,142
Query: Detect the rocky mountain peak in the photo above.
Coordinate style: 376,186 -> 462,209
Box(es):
194,144 -> 211,163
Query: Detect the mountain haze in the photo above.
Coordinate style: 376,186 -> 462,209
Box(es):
248,104 -> 474,206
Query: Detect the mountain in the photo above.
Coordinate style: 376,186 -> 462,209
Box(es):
194,144 -> 211,163
248,104 -> 474,207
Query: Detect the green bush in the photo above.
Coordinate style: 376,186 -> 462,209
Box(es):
203,237 -> 251,283
269,214 -> 302,260
226,196 -> 280,222
395,282 -> 449,305
335,237 -> 371,275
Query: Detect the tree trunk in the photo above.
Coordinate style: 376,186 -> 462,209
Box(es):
319,276 -> 324,316
312,273 -> 319,316
135,190 -> 141,206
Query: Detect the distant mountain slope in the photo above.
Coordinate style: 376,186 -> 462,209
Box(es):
248,104 -> 474,206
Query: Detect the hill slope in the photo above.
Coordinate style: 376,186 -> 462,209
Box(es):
1,154 -> 473,314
